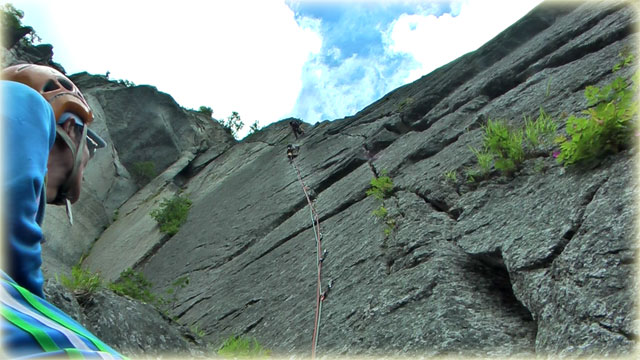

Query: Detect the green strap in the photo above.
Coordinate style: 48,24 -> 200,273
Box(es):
0,306 -> 60,352
64,348 -> 86,359
8,280 -> 113,354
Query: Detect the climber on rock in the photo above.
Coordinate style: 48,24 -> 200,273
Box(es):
287,144 -> 300,161
289,119 -> 305,139
1,64 -> 124,359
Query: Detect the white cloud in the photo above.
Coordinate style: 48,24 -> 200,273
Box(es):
12,0 -> 544,137
292,49 -> 417,123
13,0 -> 322,139
384,0 -> 544,82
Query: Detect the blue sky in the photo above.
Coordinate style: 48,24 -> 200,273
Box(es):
10,0 -> 543,138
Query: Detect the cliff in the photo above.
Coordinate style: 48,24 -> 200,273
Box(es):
2,0 -> 638,358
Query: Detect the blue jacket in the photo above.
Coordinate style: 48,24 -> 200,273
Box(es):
1,80 -> 125,359
2,80 -> 55,298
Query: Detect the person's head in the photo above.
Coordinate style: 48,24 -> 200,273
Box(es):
2,64 -> 106,205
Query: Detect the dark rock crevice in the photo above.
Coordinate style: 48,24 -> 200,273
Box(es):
467,250 -> 536,325
385,284 -> 436,314
405,130 -> 465,165
175,294 -> 213,320
413,190 -> 459,221
242,317 -> 264,335
517,178 -> 609,272
312,157 -> 367,196
597,321 -> 636,342
516,237 -> 571,272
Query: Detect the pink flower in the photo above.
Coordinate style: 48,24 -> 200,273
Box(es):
552,151 -> 560,159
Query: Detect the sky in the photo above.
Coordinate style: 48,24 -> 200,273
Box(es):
10,0 -> 544,138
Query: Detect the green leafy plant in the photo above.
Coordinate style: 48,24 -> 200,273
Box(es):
556,55 -> 638,166
249,120 -> 260,135
465,170 -> 477,184
524,107 -> 558,148
468,145 -> 493,179
117,79 -> 136,87
108,268 -> 157,304
545,76 -> 553,97
483,119 -> 524,175
443,170 -> 457,183
131,161 -> 157,184
217,111 -> 244,139
218,335 -> 271,358
366,172 -> 397,237
59,265 -> 102,295
190,324 -> 206,338
383,217 -> 397,237
198,106 -> 213,117
1,4 -> 40,47
150,194 -> 193,236
365,171 -> 394,200
372,205 -> 388,219
397,97 -> 414,112
612,49 -> 634,72
162,275 -> 189,309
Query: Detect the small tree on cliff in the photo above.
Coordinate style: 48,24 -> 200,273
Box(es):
217,111 -> 244,139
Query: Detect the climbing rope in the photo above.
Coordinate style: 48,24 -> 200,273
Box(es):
290,156 -> 327,360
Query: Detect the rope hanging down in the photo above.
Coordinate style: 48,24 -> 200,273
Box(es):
289,149 -> 330,360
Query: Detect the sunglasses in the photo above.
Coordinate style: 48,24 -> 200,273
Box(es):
57,112 -> 107,158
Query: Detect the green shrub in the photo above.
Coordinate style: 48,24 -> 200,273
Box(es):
1,4 -> 39,46
59,265 -> 102,294
372,205 -> 388,220
468,145 -> 493,178
108,269 -> 157,304
557,56 -> 638,166
117,79 -> 136,87
443,170 -> 457,183
131,161 -> 157,184
483,119 -> 524,174
249,121 -> 260,135
365,172 -> 394,200
367,172 -> 397,237
397,97 -> 414,112
217,111 -> 244,139
1,4 -> 23,32
525,107 -> 558,148
190,324 -> 206,338
198,106 -> 213,117
150,194 -> 193,236
383,217 -> 397,237
162,275 -> 189,309
218,335 -> 270,358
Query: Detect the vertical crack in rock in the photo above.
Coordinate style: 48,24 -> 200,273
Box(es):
414,191 -> 459,221
516,178 -> 607,272
468,250 -> 537,338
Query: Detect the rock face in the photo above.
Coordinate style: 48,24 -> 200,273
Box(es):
3,0 -> 638,358
37,73 -> 236,271
43,278 -> 207,358
96,1 -> 636,357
